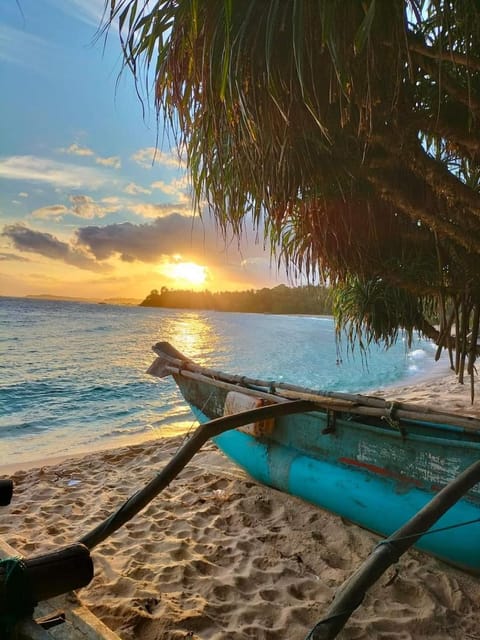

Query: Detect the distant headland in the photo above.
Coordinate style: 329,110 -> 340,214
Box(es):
25,295 -> 141,305
139,284 -> 333,315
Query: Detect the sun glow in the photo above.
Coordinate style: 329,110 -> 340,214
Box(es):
163,261 -> 208,287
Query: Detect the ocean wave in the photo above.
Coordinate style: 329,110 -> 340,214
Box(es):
408,348 -> 428,360
1,298 -> 438,463
98,424 -> 149,439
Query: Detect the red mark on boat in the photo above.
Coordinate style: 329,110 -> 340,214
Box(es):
338,457 -> 423,488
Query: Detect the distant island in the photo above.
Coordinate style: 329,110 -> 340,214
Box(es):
140,285 -> 333,315
26,295 -> 141,305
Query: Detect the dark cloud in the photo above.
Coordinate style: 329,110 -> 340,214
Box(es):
76,214 -> 221,263
2,224 -> 107,272
0,252 -> 30,262
2,215 -> 269,280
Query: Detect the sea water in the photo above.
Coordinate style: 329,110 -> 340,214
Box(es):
0,297 -> 440,465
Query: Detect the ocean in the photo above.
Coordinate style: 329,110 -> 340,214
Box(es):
0,296 -> 440,465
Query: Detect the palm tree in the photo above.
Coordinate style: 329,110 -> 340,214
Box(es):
104,0 -> 480,393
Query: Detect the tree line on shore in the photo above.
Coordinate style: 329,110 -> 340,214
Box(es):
140,285 -> 333,315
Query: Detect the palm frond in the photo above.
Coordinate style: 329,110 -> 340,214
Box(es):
104,0 -> 480,385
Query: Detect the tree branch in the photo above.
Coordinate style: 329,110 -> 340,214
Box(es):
372,134 -> 480,221
367,169 -> 480,253
421,119 -> 480,158
407,37 -> 480,72
407,144 -> 480,219
413,55 -> 480,113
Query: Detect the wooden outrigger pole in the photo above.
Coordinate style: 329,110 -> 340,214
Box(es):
306,459 -> 480,639
79,399 -> 314,549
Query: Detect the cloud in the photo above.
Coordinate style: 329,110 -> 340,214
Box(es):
74,212 -> 271,269
31,195 -> 121,220
18,192 -> 28,198
2,223 -> 107,272
0,252 -> 30,262
151,177 -> 190,203
0,24 -> 58,72
31,205 -> 70,220
124,182 -> 151,195
76,215 -> 216,263
131,147 -> 185,169
96,156 -> 121,169
0,155 -> 111,189
60,144 -> 121,169
46,0 -> 106,28
101,196 -> 122,206
69,194 -> 120,218
63,143 -> 95,157
129,203 -> 191,218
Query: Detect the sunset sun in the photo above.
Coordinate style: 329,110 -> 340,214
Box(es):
166,261 -> 208,287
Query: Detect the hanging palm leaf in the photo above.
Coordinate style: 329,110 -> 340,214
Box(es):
103,0 -> 480,391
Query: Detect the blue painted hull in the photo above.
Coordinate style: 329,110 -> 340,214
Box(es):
147,342 -> 480,574
180,383 -> 480,574
213,427 -> 480,572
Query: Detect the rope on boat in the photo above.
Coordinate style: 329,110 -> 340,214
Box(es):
0,557 -> 36,638
151,342 -> 480,434
375,515 -> 480,546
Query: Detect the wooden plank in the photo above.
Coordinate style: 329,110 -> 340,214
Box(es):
68,603 -> 121,640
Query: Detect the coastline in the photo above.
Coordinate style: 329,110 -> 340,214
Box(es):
2,360 -> 477,476
1,370 -> 480,638
373,366 -> 480,418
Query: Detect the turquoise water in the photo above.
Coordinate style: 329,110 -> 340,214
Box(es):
0,297 -> 439,464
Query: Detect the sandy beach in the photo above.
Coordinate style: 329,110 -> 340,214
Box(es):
2,370 -> 480,639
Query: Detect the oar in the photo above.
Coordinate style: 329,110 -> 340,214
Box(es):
306,459 -> 480,639
79,399 -> 314,549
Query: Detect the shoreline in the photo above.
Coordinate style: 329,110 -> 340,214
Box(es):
2,360 -> 477,476
373,366 -> 480,418
0,429 -> 196,476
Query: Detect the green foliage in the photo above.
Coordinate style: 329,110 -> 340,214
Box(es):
333,276 -> 437,350
104,1 -> 480,384
140,285 -> 333,316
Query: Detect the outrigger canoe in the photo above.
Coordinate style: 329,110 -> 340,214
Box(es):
148,341 -> 480,575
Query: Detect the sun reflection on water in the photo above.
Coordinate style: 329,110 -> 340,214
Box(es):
159,312 -> 220,366
1,299 -> 440,465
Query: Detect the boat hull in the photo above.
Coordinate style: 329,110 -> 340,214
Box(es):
175,374 -> 480,574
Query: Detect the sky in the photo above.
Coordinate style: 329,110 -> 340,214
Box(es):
0,0 -> 289,301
